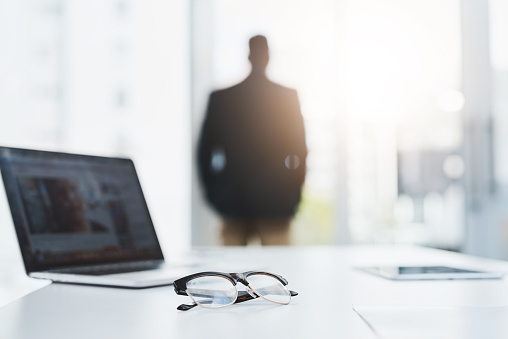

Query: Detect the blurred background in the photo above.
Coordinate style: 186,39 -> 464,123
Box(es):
2,0 -> 508,301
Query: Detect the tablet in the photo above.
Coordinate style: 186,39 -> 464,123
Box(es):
357,266 -> 504,280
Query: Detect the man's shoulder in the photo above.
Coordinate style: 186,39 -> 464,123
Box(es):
209,79 -> 298,100
210,83 -> 243,97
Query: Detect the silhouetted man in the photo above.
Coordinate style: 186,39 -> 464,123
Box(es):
198,35 -> 307,245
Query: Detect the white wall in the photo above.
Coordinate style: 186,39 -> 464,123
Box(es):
131,0 -> 191,256
0,0 -> 191,266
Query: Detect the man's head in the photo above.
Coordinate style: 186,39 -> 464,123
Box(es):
249,35 -> 269,73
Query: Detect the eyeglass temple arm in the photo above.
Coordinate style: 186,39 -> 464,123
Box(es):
176,290 -> 298,311
177,303 -> 199,311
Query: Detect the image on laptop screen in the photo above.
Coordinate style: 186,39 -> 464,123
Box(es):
0,147 -> 164,272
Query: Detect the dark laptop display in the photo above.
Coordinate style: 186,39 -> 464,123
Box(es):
0,147 -> 164,274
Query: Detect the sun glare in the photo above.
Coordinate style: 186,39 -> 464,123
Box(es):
342,0 -> 461,124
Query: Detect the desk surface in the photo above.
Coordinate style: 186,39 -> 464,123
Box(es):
2,246 -> 508,339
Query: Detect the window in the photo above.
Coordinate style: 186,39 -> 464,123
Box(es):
191,0 -> 464,247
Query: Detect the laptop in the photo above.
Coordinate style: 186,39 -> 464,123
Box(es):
0,146 -> 198,288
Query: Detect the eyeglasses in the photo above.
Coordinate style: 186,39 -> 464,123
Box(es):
173,271 -> 298,311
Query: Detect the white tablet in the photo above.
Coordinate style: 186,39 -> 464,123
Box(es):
357,266 -> 504,280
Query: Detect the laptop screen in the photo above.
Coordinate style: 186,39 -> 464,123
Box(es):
0,147 -> 164,272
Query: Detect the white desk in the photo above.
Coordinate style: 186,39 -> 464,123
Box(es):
1,246 -> 508,339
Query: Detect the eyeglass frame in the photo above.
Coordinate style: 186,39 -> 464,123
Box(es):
173,271 -> 298,311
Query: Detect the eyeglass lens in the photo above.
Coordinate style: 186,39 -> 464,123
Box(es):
186,276 -> 237,308
247,273 -> 291,304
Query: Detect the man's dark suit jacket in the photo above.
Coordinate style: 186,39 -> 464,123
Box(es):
198,75 -> 307,219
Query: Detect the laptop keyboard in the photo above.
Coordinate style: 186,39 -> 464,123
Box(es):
51,261 -> 162,276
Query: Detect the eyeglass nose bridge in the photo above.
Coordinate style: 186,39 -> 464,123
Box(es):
230,273 -> 249,286
232,275 -> 257,299
237,277 -> 250,286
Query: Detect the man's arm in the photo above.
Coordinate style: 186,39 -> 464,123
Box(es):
197,93 -> 218,187
290,90 -> 307,187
